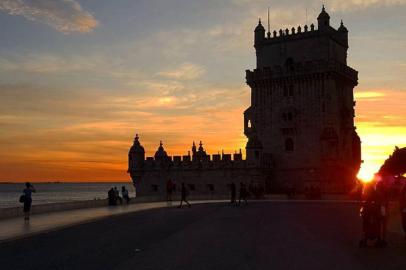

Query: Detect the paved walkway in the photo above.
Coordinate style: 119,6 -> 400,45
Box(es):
0,201 -> 405,270
0,200 -> 226,242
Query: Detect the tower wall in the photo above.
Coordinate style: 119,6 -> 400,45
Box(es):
245,8 -> 361,192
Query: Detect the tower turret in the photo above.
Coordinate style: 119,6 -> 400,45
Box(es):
317,5 -> 330,30
246,135 -> 263,167
128,134 -> 145,171
337,20 -> 349,48
192,141 -> 197,157
154,141 -> 168,161
254,19 -> 265,46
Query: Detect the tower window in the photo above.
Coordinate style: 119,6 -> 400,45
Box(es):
285,138 -> 294,152
248,119 -> 252,128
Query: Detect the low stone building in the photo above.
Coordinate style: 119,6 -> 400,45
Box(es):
128,137 -> 271,198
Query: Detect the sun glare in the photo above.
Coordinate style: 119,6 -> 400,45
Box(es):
357,163 -> 377,183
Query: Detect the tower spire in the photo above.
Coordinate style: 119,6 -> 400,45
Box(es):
267,7 -> 271,38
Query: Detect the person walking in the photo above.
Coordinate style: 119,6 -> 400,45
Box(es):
166,179 -> 174,202
121,186 -> 130,204
230,182 -> 236,205
239,182 -> 248,206
400,183 -> 406,239
22,182 -> 36,221
178,183 -> 191,208
375,181 -> 388,246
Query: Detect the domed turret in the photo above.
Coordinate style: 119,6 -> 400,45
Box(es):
254,19 -> 265,46
154,141 -> 168,160
193,141 -> 208,161
338,20 -> 348,33
128,134 -> 145,171
337,20 -> 349,48
317,5 -> 330,30
129,134 -> 145,154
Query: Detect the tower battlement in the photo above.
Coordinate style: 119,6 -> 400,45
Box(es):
255,6 -> 349,68
256,22 -> 348,48
128,138 -> 264,173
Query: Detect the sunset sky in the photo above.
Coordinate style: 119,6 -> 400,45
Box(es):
0,0 -> 405,182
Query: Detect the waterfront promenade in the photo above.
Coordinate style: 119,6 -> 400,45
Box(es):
0,200 -> 405,270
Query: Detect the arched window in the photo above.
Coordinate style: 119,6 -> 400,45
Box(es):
285,138 -> 294,152
247,119 -> 252,128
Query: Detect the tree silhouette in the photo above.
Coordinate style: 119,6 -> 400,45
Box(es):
379,146 -> 406,176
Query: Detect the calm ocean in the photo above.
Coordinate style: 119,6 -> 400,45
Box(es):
0,182 -> 135,208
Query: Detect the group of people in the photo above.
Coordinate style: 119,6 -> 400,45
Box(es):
108,186 -> 131,206
19,183 -> 133,221
230,182 -> 248,206
359,180 -> 406,247
166,179 -> 251,208
165,179 -> 191,208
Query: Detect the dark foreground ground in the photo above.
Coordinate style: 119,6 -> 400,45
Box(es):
0,201 -> 405,270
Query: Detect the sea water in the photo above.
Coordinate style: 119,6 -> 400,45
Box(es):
0,182 -> 135,208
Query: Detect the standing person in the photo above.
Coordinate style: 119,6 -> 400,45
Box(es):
22,182 -> 36,221
166,179 -> 174,202
114,187 -> 122,205
399,183 -> 406,239
239,182 -> 248,206
121,186 -> 130,204
376,181 -> 388,246
230,182 -> 236,205
108,188 -> 116,205
178,183 -> 191,208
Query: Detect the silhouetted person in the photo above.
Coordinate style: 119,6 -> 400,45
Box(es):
166,179 -> 174,202
121,186 -> 130,204
399,184 -> 406,239
230,182 -> 236,204
22,182 -> 36,221
178,183 -> 191,208
108,188 -> 116,205
376,181 -> 388,246
114,186 -> 122,205
239,182 -> 248,206
359,184 -> 384,247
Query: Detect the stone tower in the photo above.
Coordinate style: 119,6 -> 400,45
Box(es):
244,6 -> 361,192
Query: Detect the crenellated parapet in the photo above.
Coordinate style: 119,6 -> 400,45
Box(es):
255,6 -> 348,49
128,137 -> 269,174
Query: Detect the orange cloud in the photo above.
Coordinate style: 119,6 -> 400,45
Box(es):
0,0 -> 98,34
